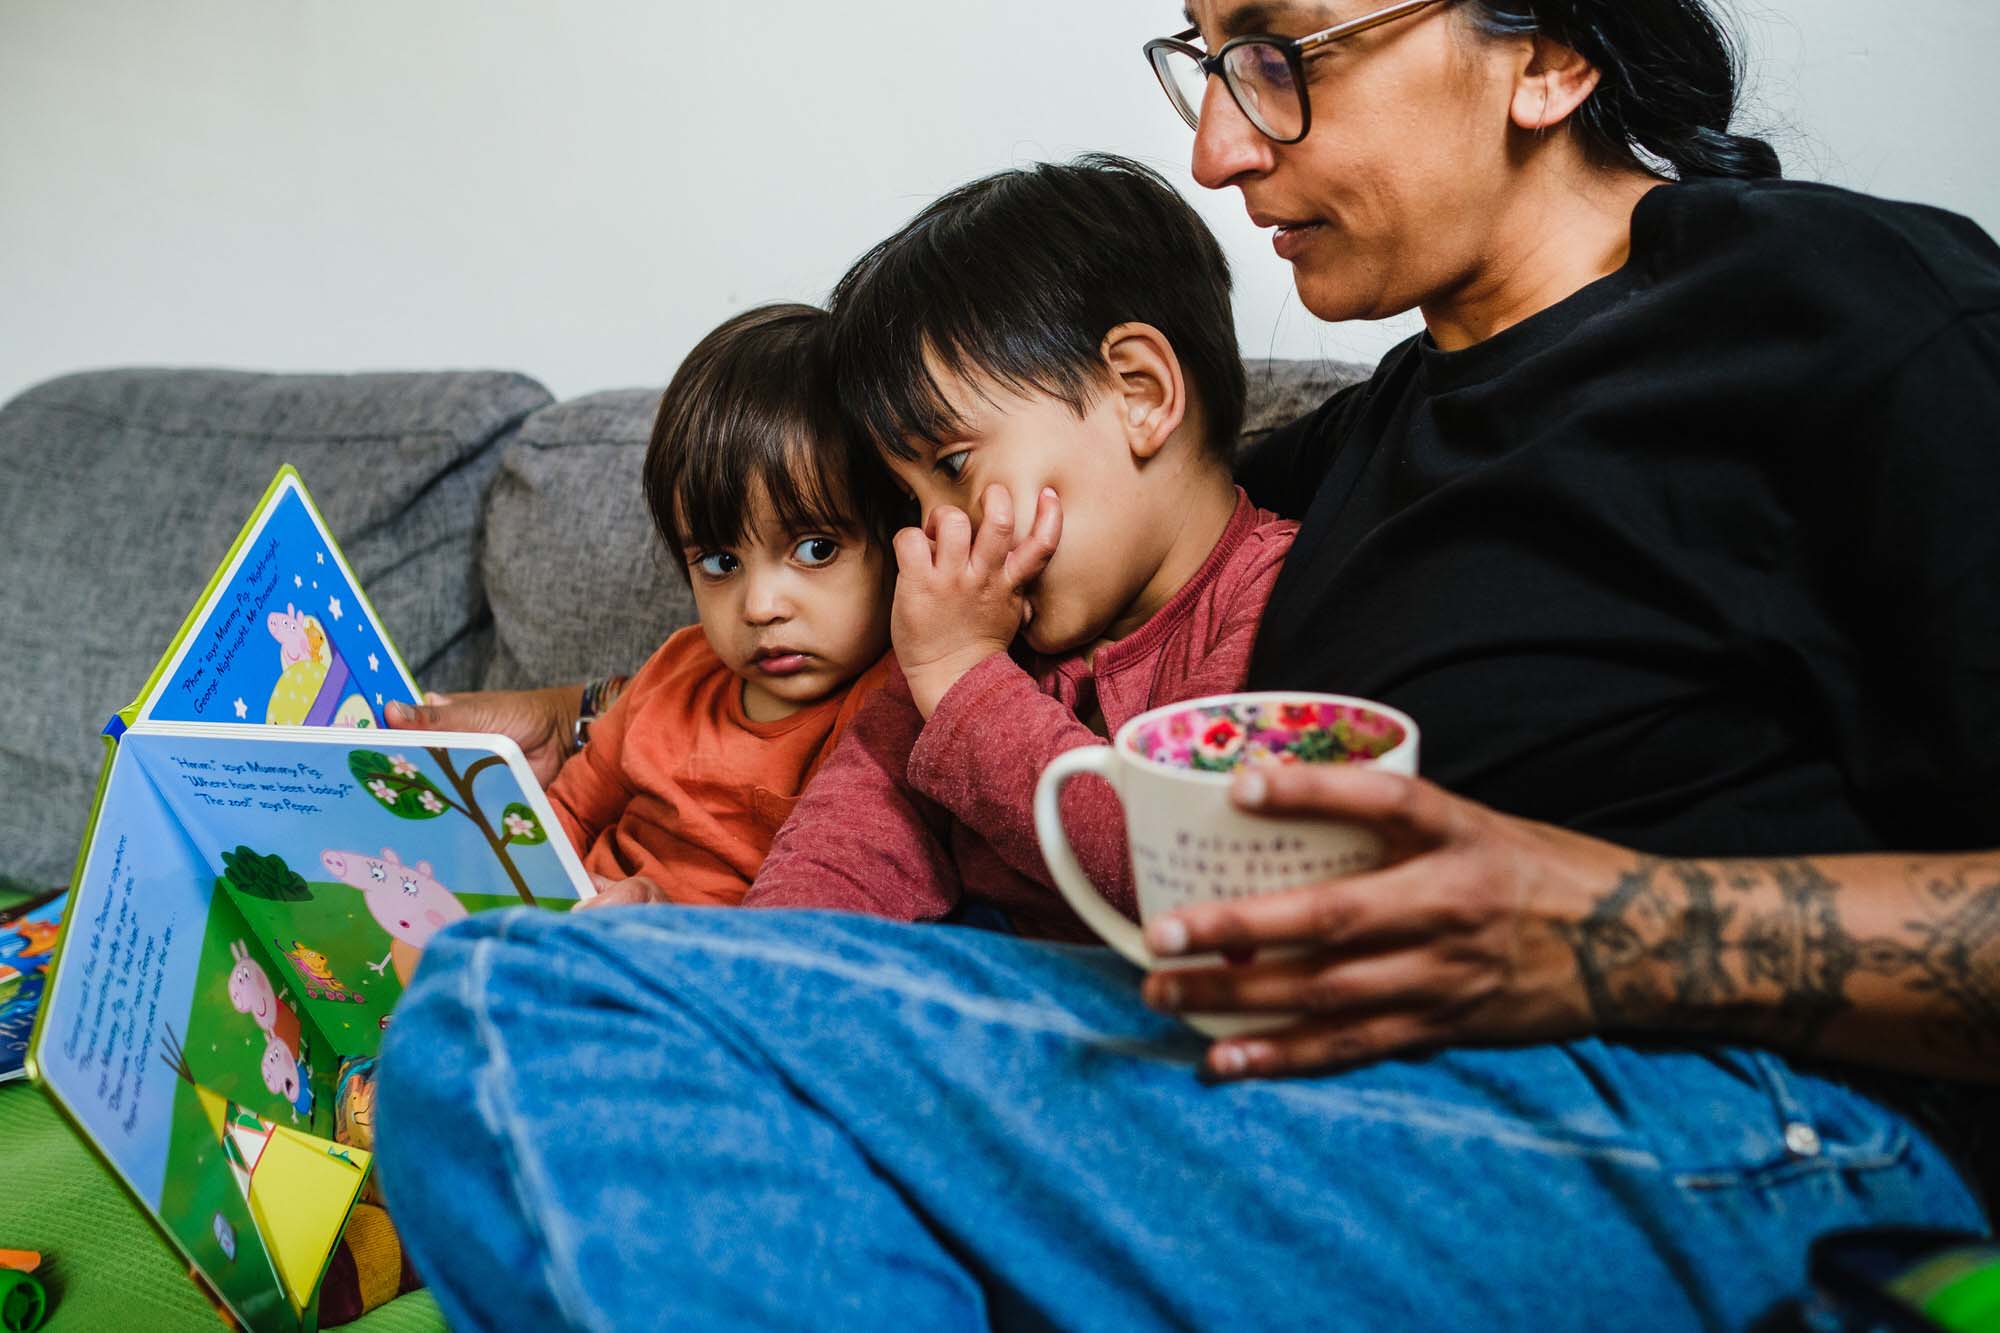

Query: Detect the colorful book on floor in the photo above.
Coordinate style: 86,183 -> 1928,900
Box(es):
0,887 -> 67,1082
29,467 -> 595,1333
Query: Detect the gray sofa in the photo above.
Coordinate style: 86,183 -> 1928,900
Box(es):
0,358 -> 1365,890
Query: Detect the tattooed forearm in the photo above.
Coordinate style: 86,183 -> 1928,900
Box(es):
1558,854 -> 2000,1074
1879,866 -> 2000,1039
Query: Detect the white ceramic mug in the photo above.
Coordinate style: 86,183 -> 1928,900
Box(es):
1034,692 -> 1419,1035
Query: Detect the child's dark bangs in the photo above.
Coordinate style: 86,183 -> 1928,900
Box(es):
833,216 -> 1101,461
667,448 -> 754,555
644,302 -> 860,560
669,414 -> 854,555
757,432 -> 867,538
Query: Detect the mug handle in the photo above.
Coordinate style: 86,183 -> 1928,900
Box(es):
1034,746 -> 1155,968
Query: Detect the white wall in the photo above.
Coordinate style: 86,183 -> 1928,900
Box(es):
3,0 -> 1996,407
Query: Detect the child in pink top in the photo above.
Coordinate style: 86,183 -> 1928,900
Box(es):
746,156 -> 1297,938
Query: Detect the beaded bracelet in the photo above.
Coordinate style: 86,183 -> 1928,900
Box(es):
572,674 -> 631,751
579,674 -> 629,721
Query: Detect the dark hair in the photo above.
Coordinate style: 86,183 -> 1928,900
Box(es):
642,303 -> 902,577
827,152 -> 1246,463
1465,0 -> 1781,182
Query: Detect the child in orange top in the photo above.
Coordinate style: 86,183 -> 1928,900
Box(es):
549,303 -> 902,908
324,305 -> 894,1324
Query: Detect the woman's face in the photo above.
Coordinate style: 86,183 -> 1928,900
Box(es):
1183,0 -> 1524,323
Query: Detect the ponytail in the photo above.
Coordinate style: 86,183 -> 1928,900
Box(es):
1467,0 -> 1782,181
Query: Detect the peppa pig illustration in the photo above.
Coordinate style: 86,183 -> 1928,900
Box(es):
267,604 -> 317,668
265,602 -> 373,728
319,846 -> 469,985
260,1028 -> 313,1121
227,940 -> 314,1119
227,940 -> 302,1054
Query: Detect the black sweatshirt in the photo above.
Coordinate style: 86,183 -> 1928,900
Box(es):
1241,177 -> 2000,860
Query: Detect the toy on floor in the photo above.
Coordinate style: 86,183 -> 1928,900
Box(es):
0,1249 -> 48,1333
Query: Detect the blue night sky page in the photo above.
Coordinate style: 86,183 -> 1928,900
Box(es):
142,480 -> 418,728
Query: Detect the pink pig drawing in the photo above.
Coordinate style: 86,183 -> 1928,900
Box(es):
268,603 -> 313,666
319,847 -> 468,986
261,1029 -> 313,1121
227,940 -> 301,1060
229,940 -> 312,1120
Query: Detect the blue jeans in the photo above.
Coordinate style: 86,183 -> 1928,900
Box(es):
374,907 -> 1987,1331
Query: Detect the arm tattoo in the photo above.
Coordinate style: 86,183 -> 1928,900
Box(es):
1559,856 -> 2000,1064
1882,866 -> 2000,1041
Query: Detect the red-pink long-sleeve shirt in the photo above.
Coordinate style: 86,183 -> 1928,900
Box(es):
745,490 -> 1297,941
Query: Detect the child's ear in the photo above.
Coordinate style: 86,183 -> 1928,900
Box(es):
1100,322 -> 1187,462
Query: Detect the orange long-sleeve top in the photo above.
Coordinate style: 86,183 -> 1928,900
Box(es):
546,625 -> 893,906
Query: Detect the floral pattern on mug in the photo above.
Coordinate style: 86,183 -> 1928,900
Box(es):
1131,698 -> 1405,774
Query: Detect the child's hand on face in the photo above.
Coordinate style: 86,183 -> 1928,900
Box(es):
894,483 -> 1062,718
578,873 -> 674,911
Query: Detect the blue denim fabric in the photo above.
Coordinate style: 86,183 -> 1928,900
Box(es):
374,907 -> 1987,1332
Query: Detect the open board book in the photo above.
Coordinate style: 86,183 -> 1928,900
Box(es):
29,468 -> 593,1332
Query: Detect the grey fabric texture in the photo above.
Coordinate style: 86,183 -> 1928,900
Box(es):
1241,355 -> 1372,446
0,367 -> 552,885
477,388 -> 695,691
478,358 -> 1373,690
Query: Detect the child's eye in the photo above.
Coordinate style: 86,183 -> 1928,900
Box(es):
935,450 -> 970,482
691,551 -> 739,578
793,537 -> 840,567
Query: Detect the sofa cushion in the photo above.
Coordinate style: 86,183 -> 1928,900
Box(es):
478,388 -> 695,690
476,358 -> 1373,691
1241,355 -> 1373,446
0,367 -> 552,885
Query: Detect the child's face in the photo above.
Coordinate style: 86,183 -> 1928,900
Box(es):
880,360 -> 1209,657
682,486 -> 891,722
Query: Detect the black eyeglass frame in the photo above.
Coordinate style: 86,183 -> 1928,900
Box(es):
1143,0 -> 1450,145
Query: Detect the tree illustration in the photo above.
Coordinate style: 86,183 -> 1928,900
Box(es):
216,846 -> 311,902
345,749 -> 545,905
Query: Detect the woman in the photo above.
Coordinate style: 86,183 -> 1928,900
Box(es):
377,1 -> 1997,1326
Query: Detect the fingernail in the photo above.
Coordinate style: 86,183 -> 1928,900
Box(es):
1148,917 -> 1189,956
1211,1044 -> 1248,1075
385,701 -> 407,721
1233,768 -> 1269,808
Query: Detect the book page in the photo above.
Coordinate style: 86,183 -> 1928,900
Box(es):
152,887 -> 370,1325
35,748 -> 212,1206
35,723 -> 583,1331
153,890 -> 323,1332
29,746 -> 307,1328
125,724 -> 589,1061
134,469 -> 420,730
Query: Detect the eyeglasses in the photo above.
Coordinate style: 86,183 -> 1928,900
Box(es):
1144,0 -> 1449,144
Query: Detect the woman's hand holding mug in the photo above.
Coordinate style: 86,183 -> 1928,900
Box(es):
1140,762 -> 1627,1081
1033,691 -> 1629,1081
